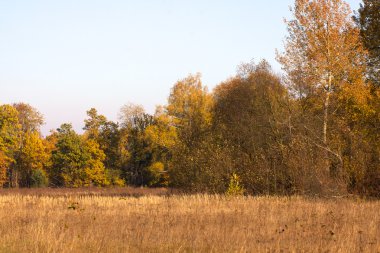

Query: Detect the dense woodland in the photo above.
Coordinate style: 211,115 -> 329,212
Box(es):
0,0 -> 379,196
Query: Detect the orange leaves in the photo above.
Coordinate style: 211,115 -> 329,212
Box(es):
278,0 -> 366,95
278,0 -> 369,128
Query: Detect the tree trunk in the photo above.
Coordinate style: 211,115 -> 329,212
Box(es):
323,91 -> 330,146
323,74 -> 332,176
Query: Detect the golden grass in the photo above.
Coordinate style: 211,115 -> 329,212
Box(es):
0,190 -> 379,252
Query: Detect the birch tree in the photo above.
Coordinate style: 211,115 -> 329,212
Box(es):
277,0 -> 369,177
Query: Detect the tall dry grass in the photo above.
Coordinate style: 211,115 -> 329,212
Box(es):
0,190 -> 378,252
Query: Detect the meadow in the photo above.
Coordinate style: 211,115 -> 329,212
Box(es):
0,188 -> 379,253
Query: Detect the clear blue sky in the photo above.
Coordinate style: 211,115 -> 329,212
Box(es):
0,0 -> 362,135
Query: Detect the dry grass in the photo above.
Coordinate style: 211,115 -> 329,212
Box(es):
0,186 -> 171,197
0,190 -> 379,253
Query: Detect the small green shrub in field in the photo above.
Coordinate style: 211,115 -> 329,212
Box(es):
226,173 -> 245,196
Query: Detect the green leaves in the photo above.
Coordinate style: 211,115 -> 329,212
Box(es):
51,124 -> 109,187
0,105 -> 21,186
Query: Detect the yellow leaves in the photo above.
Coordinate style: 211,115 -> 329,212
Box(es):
0,104 -> 21,153
21,131 -> 49,171
149,161 -> 164,172
144,124 -> 177,150
84,165 -> 110,187
85,139 -> 106,162
147,161 -> 169,187
167,73 -> 214,139
82,139 -> 109,187
0,104 -> 20,127
0,151 -> 8,187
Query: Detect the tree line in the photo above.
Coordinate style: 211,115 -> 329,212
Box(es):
0,0 -> 379,196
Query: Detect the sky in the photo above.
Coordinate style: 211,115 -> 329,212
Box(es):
0,0 -> 362,135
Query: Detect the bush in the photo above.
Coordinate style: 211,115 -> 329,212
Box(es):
226,173 -> 245,196
148,162 -> 168,187
106,169 -> 125,186
30,169 -> 49,187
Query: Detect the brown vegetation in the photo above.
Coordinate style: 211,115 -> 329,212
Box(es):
0,190 -> 378,252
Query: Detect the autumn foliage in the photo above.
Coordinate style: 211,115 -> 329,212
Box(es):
0,0 -> 379,197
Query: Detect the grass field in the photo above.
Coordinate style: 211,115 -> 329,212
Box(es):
0,188 -> 379,253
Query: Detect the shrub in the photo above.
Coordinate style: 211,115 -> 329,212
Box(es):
226,173 -> 245,196
106,169 -> 125,186
30,169 -> 49,187
148,162 -> 168,187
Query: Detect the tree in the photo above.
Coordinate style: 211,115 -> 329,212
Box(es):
0,152 -> 8,187
277,0 -> 369,191
0,105 -> 21,187
17,131 -> 50,187
12,103 -> 44,133
83,108 -> 125,186
51,123 -> 109,187
12,103 -> 46,187
167,73 -> 213,145
119,103 -> 147,129
166,74 -> 215,191
355,0 -> 380,86
118,104 -> 155,185
213,60 -> 293,194
97,121 -> 120,169
353,0 -> 380,194
143,106 -> 178,186
83,108 -> 106,140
